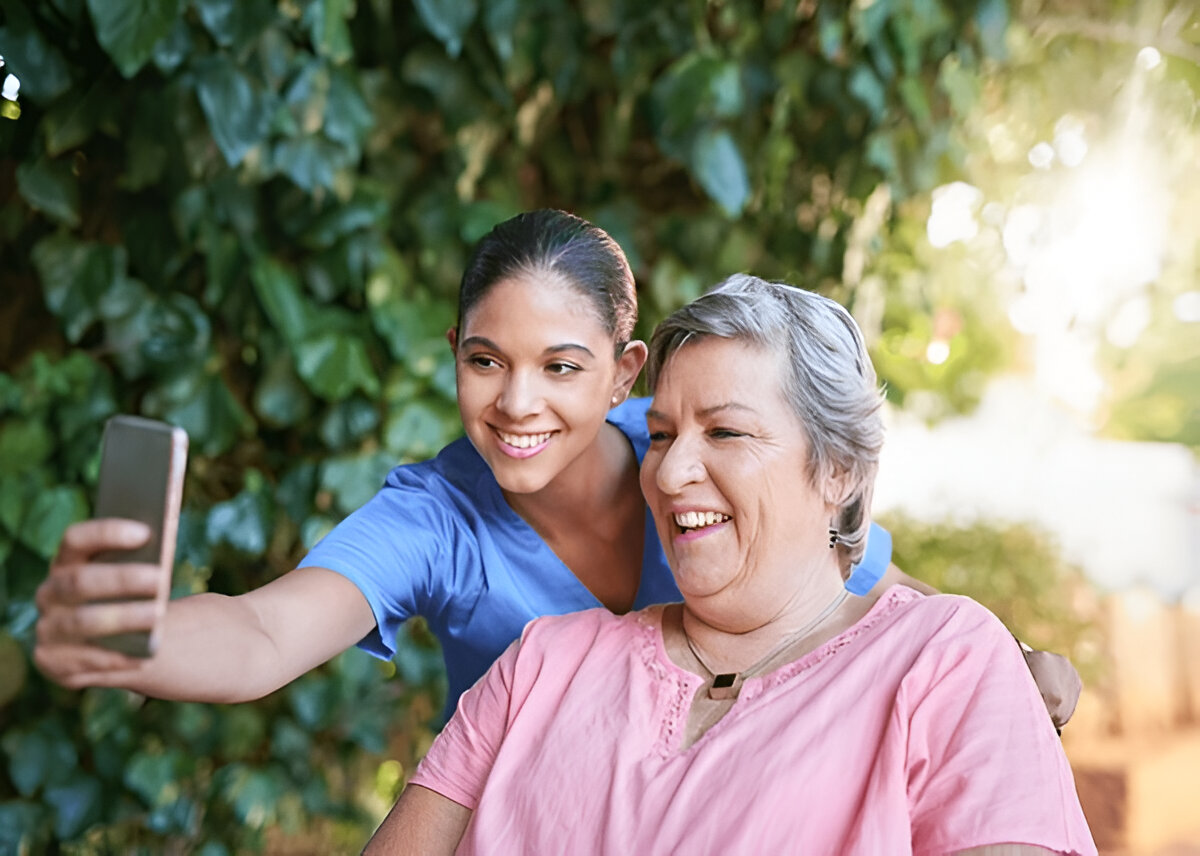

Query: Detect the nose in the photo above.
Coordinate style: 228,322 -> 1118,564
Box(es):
652,432 -> 706,495
496,370 -> 545,420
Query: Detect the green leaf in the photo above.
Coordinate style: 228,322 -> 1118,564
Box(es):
304,0 -> 355,63
250,257 -> 313,345
44,774 -> 103,840
15,159 -> 80,227
218,706 -> 267,759
124,750 -> 184,807
43,81 -> 112,155
0,420 -> 53,476
271,135 -> 351,192
138,293 -> 212,369
323,67 -> 374,151
483,0 -> 519,64
2,721 -> 78,797
86,0 -> 182,78
319,397 -> 380,449
20,486 -> 88,560
0,633 -> 27,708
412,0 -> 478,58
0,4 -> 72,103
193,58 -> 272,166
193,0 -> 273,51
319,451 -> 394,514
294,331 -> 379,401
216,764 -> 286,828
253,352 -> 311,428
0,801 -> 48,856
848,64 -> 887,120
689,128 -> 750,217
384,401 -> 449,461
975,0 -> 1009,60
205,485 -> 273,556
146,371 -> 252,456
152,13 -> 193,73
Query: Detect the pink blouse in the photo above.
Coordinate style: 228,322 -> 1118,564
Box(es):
411,586 -> 1096,854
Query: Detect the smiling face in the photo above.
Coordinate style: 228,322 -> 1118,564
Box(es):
640,336 -> 843,632
453,272 -> 643,496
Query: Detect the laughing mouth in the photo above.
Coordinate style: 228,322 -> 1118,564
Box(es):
496,429 -> 555,449
674,511 -> 731,532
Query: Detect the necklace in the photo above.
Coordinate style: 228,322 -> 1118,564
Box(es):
682,589 -> 850,700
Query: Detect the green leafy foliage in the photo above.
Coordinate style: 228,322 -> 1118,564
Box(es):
0,0 -> 1067,849
882,514 -> 1107,682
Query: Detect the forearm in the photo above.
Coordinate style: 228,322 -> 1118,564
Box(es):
364,784 -> 471,856
111,592 -> 296,702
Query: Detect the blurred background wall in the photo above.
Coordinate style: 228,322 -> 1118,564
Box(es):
0,0 -> 1196,852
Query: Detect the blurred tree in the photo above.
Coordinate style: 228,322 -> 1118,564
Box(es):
0,0 -> 1107,849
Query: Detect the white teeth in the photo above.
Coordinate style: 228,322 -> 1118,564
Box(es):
498,430 -> 553,449
674,511 -> 730,530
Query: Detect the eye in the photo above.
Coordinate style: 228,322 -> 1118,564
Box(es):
648,430 -> 672,443
467,355 -> 500,369
546,362 -> 581,376
710,428 -> 746,439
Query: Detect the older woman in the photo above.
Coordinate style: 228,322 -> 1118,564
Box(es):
365,276 -> 1096,855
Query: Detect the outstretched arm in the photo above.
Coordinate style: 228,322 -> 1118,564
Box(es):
34,519 -> 377,702
869,563 -> 1081,729
363,785 -> 472,856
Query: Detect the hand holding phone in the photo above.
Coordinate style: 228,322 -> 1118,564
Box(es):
92,415 -> 188,657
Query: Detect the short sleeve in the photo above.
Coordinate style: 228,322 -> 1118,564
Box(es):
903,599 -> 1095,855
298,481 -> 483,658
845,522 -> 892,595
408,637 -> 519,809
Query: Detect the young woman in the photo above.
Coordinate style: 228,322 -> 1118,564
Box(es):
33,210 -> 1068,724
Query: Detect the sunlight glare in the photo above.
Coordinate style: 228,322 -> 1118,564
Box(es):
1053,116 -> 1088,167
1173,291 -> 1200,323
1136,46 -> 1162,71
925,340 -> 951,365
926,181 -> 982,248
1105,296 -> 1151,348
1027,141 -> 1054,169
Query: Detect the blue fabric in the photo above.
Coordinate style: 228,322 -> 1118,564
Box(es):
301,397 -> 893,717
845,524 -> 892,595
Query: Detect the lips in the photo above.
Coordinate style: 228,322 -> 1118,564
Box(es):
493,428 -> 556,458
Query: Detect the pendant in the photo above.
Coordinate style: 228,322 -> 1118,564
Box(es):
708,673 -> 741,700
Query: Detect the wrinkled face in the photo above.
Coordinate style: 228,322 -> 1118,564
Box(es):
454,273 -> 634,496
640,337 -> 839,631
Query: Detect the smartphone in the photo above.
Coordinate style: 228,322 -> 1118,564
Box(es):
93,415 -> 188,657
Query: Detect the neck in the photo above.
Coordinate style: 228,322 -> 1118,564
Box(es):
504,421 -> 638,540
680,573 -> 851,676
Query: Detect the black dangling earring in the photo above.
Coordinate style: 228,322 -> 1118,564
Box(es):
828,527 -> 839,549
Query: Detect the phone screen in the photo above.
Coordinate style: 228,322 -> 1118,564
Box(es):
93,415 -> 188,657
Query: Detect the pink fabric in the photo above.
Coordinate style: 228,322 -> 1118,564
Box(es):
411,586 -> 1097,855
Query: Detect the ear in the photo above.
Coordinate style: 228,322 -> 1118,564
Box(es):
446,327 -> 458,351
821,467 -> 855,510
610,340 -> 648,406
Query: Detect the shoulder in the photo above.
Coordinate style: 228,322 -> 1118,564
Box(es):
873,587 -> 1016,659
606,397 -> 652,460
513,607 -> 651,663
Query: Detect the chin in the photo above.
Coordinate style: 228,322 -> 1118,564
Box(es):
491,464 -> 556,496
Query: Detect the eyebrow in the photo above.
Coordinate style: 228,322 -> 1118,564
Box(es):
458,336 -> 596,359
645,402 -> 758,421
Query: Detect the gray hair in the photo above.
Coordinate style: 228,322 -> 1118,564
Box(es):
646,274 -> 885,570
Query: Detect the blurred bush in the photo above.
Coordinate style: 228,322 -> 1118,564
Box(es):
0,0 -> 1026,850
883,513 -> 1107,684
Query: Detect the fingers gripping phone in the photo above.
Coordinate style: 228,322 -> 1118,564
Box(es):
93,415 -> 188,657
